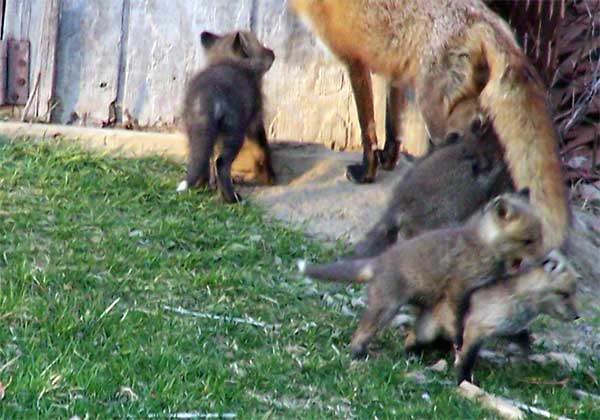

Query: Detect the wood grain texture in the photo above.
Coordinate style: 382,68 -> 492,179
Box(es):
119,0 -> 252,129
52,0 -> 124,125
0,40 -> 7,105
22,0 -> 59,121
0,0 -> 5,39
2,0 -> 384,149
2,0 -> 44,91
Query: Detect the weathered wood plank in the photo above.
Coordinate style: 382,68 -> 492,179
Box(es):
2,0 -> 45,90
120,0 -> 252,128
7,39 -> 29,105
0,0 -> 5,39
0,40 -> 7,105
23,0 -> 59,122
52,0 -> 124,125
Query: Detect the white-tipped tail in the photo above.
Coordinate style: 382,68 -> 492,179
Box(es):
297,259 -> 307,273
176,180 -> 189,193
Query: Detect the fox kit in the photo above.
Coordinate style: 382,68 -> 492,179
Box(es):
352,120 -> 512,258
290,0 -> 569,250
406,251 -> 579,383
299,191 -> 544,359
177,31 -> 276,203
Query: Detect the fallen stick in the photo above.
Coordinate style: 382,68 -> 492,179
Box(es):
98,297 -> 121,321
459,381 -> 575,420
148,412 -> 237,419
163,305 -> 277,330
458,381 -> 524,420
574,389 -> 600,401
529,352 -> 581,371
506,399 -> 574,420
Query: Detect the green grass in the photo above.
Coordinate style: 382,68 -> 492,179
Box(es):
0,137 -> 598,419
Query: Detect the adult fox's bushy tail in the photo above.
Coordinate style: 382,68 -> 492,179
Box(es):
474,24 -> 570,250
297,258 -> 374,283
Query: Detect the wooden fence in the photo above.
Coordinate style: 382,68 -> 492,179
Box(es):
0,0 -> 386,150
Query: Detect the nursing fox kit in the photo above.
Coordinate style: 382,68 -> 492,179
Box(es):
177,31 -> 276,203
352,120 -> 511,258
291,0 -> 570,250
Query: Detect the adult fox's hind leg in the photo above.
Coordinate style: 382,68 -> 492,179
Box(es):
377,83 -> 406,170
346,62 -> 378,184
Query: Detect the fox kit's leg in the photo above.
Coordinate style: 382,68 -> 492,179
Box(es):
504,329 -> 532,354
215,133 -> 245,204
378,83 -> 405,170
247,120 -> 276,185
350,279 -> 403,358
345,62 -> 378,184
455,322 -> 485,384
183,123 -> 217,191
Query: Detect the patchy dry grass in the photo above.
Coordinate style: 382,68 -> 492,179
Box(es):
0,137 -> 598,419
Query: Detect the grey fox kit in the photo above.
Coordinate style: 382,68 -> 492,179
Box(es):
177,31 -> 276,203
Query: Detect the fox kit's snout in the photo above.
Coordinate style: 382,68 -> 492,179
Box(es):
453,250 -> 579,383
539,252 -> 580,322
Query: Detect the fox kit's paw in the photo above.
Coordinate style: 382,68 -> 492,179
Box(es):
297,259 -> 307,273
224,192 -> 243,204
176,180 -> 189,193
350,346 -> 369,360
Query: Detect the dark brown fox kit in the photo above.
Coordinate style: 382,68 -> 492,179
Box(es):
291,0 -> 569,251
177,31 -> 276,203
405,250 -> 579,383
299,191 -> 544,358
352,120 -> 513,258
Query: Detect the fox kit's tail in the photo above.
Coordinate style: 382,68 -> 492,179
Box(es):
297,258 -> 375,283
474,23 -> 570,250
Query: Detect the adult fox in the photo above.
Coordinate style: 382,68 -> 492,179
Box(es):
290,0 -> 569,249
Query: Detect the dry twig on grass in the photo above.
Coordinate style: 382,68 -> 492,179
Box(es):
458,381 -> 576,420
163,305 -> 279,330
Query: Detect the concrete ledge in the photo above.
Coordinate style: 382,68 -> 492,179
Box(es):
0,122 -> 187,161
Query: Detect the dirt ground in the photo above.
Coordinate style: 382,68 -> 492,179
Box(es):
245,142 -> 600,358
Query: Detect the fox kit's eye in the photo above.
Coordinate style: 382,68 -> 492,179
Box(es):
558,292 -> 571,299
523,238 -> 534,246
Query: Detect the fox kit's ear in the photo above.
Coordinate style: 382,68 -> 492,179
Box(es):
232,32 -> 250,58
518,187 -> 531,201
201,31 -> 220,50
492,197 -> 513,220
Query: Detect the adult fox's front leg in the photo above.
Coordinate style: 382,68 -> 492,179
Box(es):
346,62 -> 378,184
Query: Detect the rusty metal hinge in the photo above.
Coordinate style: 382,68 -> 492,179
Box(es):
4,39 -> 30,105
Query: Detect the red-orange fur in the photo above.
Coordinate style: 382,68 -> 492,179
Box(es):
291,0 -> 570,249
